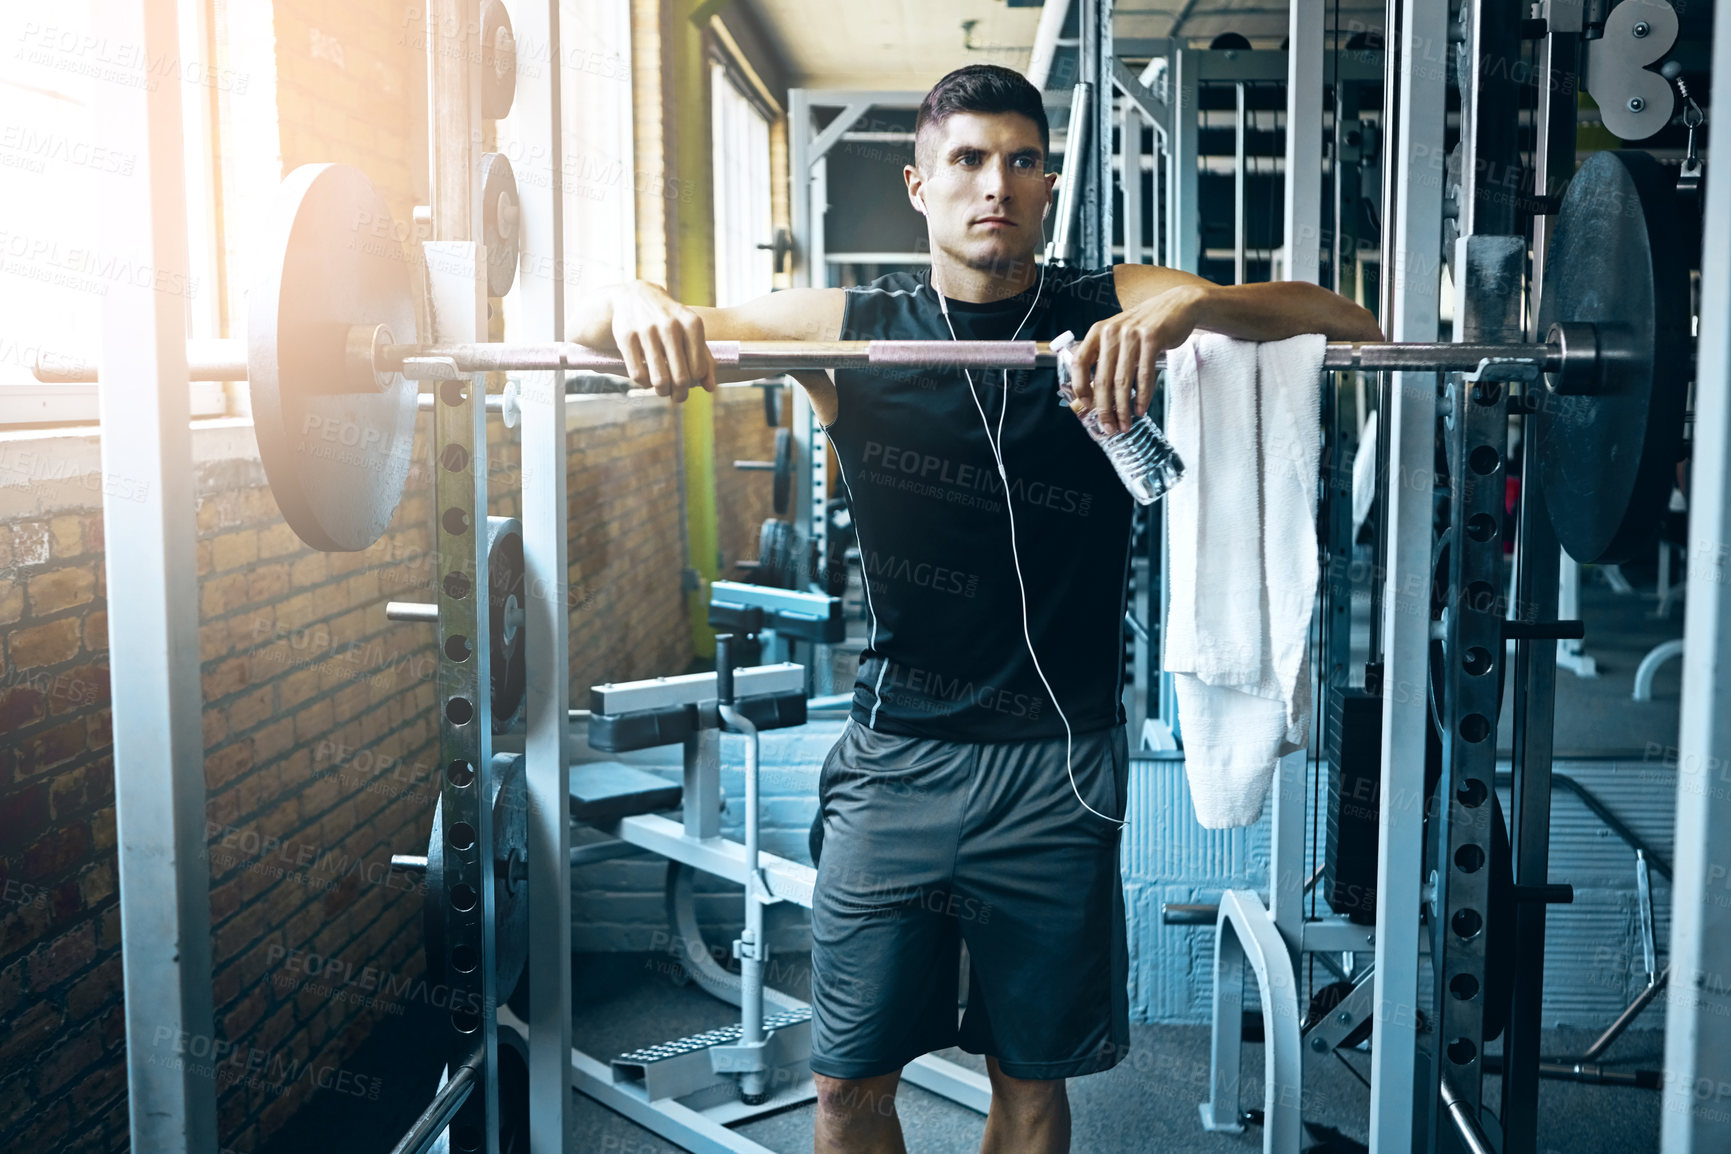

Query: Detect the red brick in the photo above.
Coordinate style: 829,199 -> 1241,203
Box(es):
8,617 -> 82,670
11,520 -> 51,567
67,1056 -> 125,1114
212,529 -> 260,572
8,1095 -> 69,1152
220,980 -> 271,1039
89,806 -> 115,854
47,513 -> 83,558
26,564 -> 97,615
226,686 -> 275,734
94,903 -> 120,951
248,562 -> 291,603
79,609 -> 108,654
16,717 -> 86,777
202,656 -> 251,701
84,708 -> 111,752
0,580 -> 22,627
63,951 -> 122,1019
29,918 -> 96,991
0,779 -> 52,848
33,1017 -> 103,1098
0,685 -> 46,731
206,740 -> 255,790
77,858 -> 115,908
199,572 -> 250,617
0,1001 -> 64,1071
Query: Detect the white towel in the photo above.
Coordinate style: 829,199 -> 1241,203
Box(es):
1163,331 -> 1325,828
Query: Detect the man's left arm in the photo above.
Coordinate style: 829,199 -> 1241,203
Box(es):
1068,264 -> 1385,434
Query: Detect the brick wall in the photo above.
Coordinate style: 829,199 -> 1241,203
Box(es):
0,386 -> 773,1151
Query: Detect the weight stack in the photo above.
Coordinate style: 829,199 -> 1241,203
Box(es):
1324,688 -> 1383,925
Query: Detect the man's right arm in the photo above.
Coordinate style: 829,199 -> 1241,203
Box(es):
568,281 -> 846,423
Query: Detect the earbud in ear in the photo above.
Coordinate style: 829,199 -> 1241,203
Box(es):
1042,201 -> 1051,220
915,198 -> 927,216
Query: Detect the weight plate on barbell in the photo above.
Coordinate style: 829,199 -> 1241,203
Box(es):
757,517 -> 798,589
482,152 -> 521,298
1535,150 -> 1691,565
771,427 -> 793,516
422,753 -> 529,1004
486,517 -> 527,730
249,164 -> 419,552
480,0 -> 517,121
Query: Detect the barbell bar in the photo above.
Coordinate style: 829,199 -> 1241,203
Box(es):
34,333 -> 1585,383
33,154 -> 1682,564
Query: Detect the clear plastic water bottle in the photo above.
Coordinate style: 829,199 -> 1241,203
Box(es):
1052,330 -> 1186,505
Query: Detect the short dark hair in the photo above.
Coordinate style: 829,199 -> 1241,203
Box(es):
914,65 -> 1049,170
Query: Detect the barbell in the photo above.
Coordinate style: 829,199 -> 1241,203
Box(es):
34,152 -> 1689,565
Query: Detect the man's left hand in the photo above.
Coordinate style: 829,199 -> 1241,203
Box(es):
1067,284 -> 1206,436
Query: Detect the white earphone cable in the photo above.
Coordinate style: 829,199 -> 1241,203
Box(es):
929,247 -> 1127,828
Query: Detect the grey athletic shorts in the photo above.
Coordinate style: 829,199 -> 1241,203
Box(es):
807,719 -> 1131,1081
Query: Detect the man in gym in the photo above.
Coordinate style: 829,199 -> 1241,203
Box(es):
570,64 -> 1380,1154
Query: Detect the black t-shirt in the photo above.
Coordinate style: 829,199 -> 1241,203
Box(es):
827,264 -> 1134,742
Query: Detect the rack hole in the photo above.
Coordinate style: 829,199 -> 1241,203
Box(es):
1447,1037 -> 1479,1065
449,821 -> 476,851
446,696 -> 474,726
441,508 -> 470,536
1464,581 -> 1498,613
447,759 -> 475,787
451,944 -> 477,973
451,1007 -> 480,1036
1452,907 -> 1483,940
444,634 -> 472,662
443,571 -> 472,600
1469,445 -> 1501,475
440,444 -> 470,473
1466,512 -> 1497,542
439,379 -> 468,406
1450,973 -> 1480,1001
1457,778 -> 1488,808
1455,844 -> 1486,873
1459,713 -> 1491,743
1463,646 -> 1492,676
453,1125 -> 483,1153
450,882 -> 478,912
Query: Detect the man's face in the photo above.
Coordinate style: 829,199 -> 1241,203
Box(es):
906,110 -> 1057,277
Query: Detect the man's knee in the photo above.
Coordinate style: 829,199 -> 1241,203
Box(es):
814,1071 -> 901,1120
985,1060 -> 1067,1116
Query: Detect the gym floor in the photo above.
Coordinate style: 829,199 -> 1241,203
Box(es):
256,564 -> 1682,1154
261,949 -> 1663,1154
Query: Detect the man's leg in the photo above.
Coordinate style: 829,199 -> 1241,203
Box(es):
980,1056 -> 1071,1154
813,1069 -> 904,1154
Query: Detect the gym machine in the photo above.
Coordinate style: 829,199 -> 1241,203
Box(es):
1172,2 -> 1713,1153
91,2 -> 1727,1153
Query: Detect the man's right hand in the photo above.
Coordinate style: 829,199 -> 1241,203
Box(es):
609,280 -> 716,401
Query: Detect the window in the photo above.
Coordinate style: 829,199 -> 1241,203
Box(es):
710,62 -> 773,307
560,0 -> 635,293
0,0 -> 229,427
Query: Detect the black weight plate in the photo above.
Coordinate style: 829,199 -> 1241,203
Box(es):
496,1023 -> 531,1154
772,427 -> 793,516
492,754 -> 529,1003
757,518 -> 797,589
482,152 -> 520,298
480,0 -> 517,120
486,517 -> 527,729
249,164 -> 418,551
1535,150 -> 1690,564
421,753 -> 529,1003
